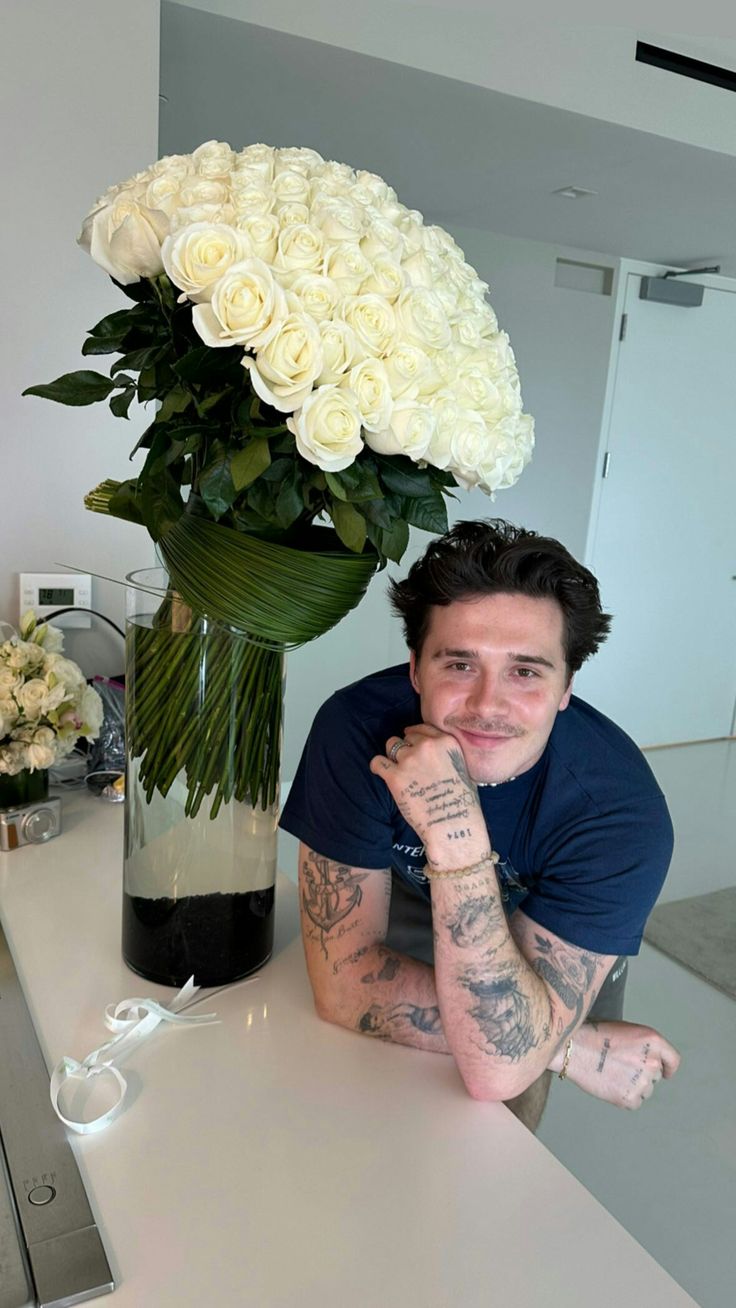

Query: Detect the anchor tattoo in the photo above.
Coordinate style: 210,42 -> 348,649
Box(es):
302,855 -> 370,958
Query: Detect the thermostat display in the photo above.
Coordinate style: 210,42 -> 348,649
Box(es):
19,573 -> 92,628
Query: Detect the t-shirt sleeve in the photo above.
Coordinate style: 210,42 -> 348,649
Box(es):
280,695 -> 396,868
519,794 -> 674,956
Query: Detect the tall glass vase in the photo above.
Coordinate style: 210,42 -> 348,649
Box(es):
122,569 -> 283,987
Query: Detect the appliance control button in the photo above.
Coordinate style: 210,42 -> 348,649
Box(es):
28,1185 -> 56,1205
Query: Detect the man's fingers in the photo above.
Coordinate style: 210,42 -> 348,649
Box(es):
660,1042 -> 681,1078
369,755 -> 393,776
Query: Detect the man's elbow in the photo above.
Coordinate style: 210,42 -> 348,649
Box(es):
459,1064 -> 539,1103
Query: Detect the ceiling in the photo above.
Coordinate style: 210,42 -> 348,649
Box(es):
160,5 -> 736,275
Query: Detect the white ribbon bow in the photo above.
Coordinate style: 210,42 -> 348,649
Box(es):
50,976 -> 218,1134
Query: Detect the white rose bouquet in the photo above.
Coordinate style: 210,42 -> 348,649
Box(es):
23,141 -> 534,814
0,613 -> 103,778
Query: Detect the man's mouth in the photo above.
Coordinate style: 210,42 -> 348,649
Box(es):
453,726 -> 521,748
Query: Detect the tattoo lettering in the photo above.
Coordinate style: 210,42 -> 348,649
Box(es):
301,852 -> 370,958
358,1002 -> 443,1038
332,945 -> 370,976
460,969 -> 539,1062
597,1038 -> 611,1074
361,949 -> 402,984
630,1042 -> 650,1087
446,895 -> 505,948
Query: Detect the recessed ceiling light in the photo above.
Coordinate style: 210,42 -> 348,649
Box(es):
553,186 -> 599,199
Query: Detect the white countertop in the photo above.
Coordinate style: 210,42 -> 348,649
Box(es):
0,790 -> 698,1308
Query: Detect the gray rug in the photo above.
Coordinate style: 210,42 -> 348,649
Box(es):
644,886 -> 736,1000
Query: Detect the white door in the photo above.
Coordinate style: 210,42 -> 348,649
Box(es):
575,272 -> 736,747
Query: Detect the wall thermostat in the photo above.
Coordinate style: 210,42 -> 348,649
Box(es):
19,573 -> 92,628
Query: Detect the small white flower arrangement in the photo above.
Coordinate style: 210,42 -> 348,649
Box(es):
0,613 -> 103,776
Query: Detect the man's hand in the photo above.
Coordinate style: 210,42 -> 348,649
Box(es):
555,1020 -> 681,1109
369,725 -> 490,868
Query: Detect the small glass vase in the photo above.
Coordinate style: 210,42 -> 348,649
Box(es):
122,569 -> 283,987
0,768 -> 49,810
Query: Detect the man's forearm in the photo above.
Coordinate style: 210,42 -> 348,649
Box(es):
430,863 -> 557,1099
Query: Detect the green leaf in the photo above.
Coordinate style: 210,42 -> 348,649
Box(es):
274,464 -> 304,528
196,389 -> 231,416
157,386 -> 192,423
110,276 -> 156,303
359,497 -> 396,530
261,457 -> 295,483
173,345 -> 241,385
22,370 -> 116,406
402,491 -> 449,534
111,345 -> 167,376
325,461 -> 384,503
105,479 -> 145,526
198,444 -> 237,519
247,480 -> 281,525
231,437 -> 271,492
330,500 -> 367,554
109,386 -> 136,419
374,454 -> 433,497
377,518 -> 410,563
138,467 -> 184,542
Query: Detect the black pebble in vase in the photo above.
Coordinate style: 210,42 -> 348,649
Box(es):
122,888 -> 275,987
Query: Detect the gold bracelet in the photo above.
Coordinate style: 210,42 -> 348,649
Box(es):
424,851 -> 500,880
558,1037 -> 574,1080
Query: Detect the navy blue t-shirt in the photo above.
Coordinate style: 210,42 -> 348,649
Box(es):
280,664 -> 673,956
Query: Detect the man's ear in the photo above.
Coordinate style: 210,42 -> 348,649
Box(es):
559,674 -> 574,712
409,650 -> 420,693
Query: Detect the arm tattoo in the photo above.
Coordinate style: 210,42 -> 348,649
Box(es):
446,894 -> 506,948
597,1037 -> 611,1074
459,968 -> 539,1062
400,747 -> 480,840
361,948 -> 402,984
531,933 -> 599,1025
301,851 -> 371,958
358,1002 -> 443,1038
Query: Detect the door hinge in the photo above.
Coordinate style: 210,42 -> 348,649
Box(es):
602,451 -> 611,479
619,313 -> 628,341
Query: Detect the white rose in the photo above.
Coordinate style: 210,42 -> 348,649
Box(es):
26,727 -> 57,771
244,309 -> 323,412
286,384 -> 363,472
290,273 -> 340,323
324,243 -> 372,295
0,699 -> 19,737
192,139 -> 235,178
422,224 -> 463,259
148,154 -> 191,182
276,146 -> 324,174
272,169 -> 311,207
361,253 -> 405,304
316,320 -> 360,384
169,203 -> 234,232
395,287 -> 451,352
469,332 -> 518,381
401,250 -> 434,289
192,259 -> 287,350
477,414 -> 534,493
339,294 -> 396,359
383,343 -> 430,399
275,202 -> 310,230
234,143 -> 276,181
353,170 -> 392,206
40,624 -> 64,654
424,391 -> 465,469
360,216 -> 404,262
0,666 -> 22,695
0,742 -> 27,776
396,209 -> 425,257
78,189 -> 168,283
15,678 -> 52,720
178,177 -> 229,209
313,202 -> 365,243
343,359 -> 393,433
6,641 -> 44,672
365,399 -> 435,461
145,173 -> 183,218
161,223 -> 251,303
274,224 -> 325,280
446,409 -> 495,488
455,366 -> 521,424
230,178 -> 274,216
310,181 -> 353,208
235,213 -> 279,263
317,160 -> 356,186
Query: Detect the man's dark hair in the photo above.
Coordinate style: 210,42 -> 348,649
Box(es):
388,519 -> 611,677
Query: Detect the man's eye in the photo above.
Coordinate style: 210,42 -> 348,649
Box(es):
448,662 -> 472,673
515,667 -> 539,678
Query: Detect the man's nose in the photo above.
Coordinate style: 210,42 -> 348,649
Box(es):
466,672 -> 508,717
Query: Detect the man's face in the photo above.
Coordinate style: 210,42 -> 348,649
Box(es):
409,592 -> 573,785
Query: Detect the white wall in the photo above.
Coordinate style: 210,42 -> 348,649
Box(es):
167,0 -> 736,157
0,0 -> 161,676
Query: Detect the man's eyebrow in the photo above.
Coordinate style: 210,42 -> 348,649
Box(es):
430,647 -> 557,670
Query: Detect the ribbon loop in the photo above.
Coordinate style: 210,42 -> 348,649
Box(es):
50,976 -> 219,1134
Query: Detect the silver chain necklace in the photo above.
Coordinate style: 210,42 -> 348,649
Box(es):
476,776 -> 517,788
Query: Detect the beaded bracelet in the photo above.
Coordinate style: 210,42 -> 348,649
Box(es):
424,851 -> 500,880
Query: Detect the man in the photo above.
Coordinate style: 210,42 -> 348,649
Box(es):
281,520 -> 680,1130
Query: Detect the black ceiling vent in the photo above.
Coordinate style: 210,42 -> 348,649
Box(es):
636,41 -> 736,93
